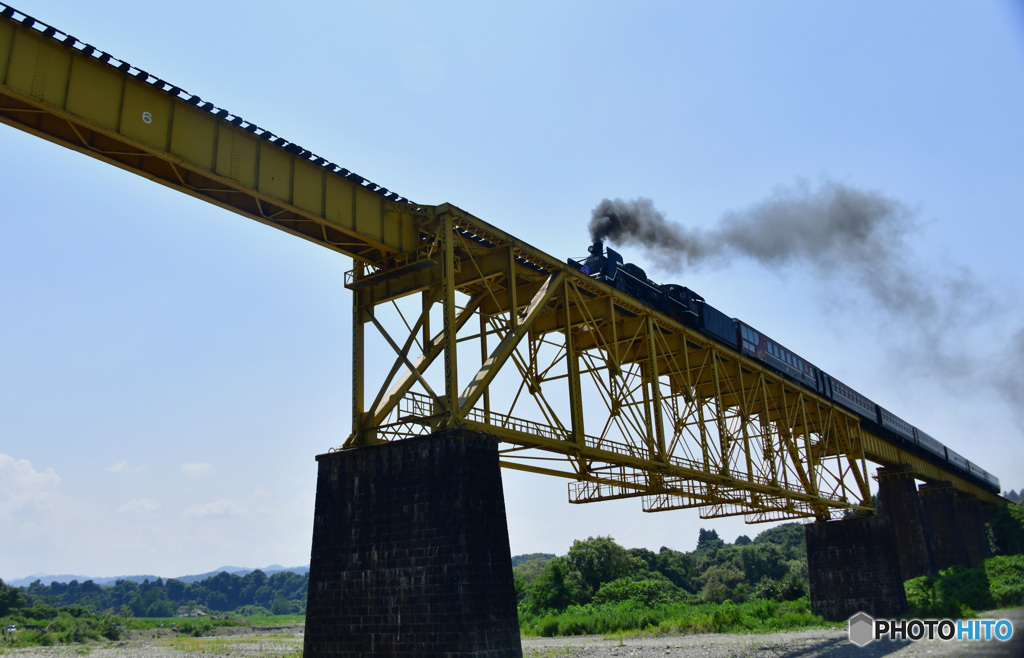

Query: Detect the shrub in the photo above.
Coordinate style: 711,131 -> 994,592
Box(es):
711,601 -> 741,632
537,616 -> 559,637
593,578 -> 674,607
984,554 -> 1024,607
235,604 -> 271,617
754,576 -> 780,601
939,565 -> 994,612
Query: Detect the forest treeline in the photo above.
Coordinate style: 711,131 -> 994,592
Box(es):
7,502 -> 1022,629
514,522 -> 807,619
11,569 -> 308,617
7,524 -> 806,619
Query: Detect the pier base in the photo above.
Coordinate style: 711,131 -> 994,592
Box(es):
805,515 -> 908,621
304,430 -> 522,657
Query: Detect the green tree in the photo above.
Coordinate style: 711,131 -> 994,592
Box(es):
271,595 -> 295,615
988,503 -> 1024,555
695,528 -> 725,554
522,557 -> 575,613
593,577 -> 675,607
654,547 -> 696,593
753,523 -> 806,559
754,575 -> 781,601
567,536 -> 642,596
514,556 -> 554,585
0,578 -> 27,615
739,543 -> 788,584
699,563 -> 746,603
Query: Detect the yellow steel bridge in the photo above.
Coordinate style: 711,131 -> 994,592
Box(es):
0,4 -> 1003,525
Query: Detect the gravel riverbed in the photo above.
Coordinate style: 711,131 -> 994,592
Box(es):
2,609 -> 1020,657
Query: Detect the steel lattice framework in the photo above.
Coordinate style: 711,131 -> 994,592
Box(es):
344,206 -> 873,522
0,4 -> 1002,524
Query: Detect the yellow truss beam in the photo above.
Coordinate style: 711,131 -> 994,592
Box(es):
0,7 -> 1004,518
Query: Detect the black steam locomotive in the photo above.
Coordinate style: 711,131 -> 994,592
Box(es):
568,241 -> 1000,495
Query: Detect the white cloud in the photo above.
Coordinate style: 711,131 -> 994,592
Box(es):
180,462 -> 214,478
0,454 -> 61,518
183,498 -> 249,519
117,498 -> 161,514
107,460 -> 146,474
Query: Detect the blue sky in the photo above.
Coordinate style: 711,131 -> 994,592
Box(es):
2,1 -> 1023,580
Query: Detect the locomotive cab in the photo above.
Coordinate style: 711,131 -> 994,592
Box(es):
572,241 -> 622,281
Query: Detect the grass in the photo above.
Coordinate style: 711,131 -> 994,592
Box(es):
519,597 -> 839,638
241,614 -> 306,625
158,636 -> 303,656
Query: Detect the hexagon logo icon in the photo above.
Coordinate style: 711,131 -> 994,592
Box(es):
848,612 -> 875,647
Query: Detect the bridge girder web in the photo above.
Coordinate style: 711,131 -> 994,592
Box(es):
345,207 -> 874,521
0,4 -> 1003,518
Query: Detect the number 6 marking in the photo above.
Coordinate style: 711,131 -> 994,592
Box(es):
142,111 -> 153,124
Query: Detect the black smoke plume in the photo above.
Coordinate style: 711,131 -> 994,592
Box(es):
589,179 -> 1021,415
590,179 -> 932,316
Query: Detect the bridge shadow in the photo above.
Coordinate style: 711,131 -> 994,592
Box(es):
773,637 -> 911,657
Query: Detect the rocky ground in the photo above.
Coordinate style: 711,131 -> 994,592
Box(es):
520,608 -> 1024,657
1,610 -> 1020,657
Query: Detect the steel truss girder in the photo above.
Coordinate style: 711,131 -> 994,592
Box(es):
0,9 -> 1001,509
346,212 -> 881,519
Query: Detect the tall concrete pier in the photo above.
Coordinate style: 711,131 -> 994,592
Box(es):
304,430 -> 522,657
805,515 -> 908,621
919,481 -> 970,570
877,465 -> 932,578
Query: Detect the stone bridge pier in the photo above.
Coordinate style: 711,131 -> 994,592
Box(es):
303,430 -> 522,657
805,514 -> 908,621
919,481 -> 970,570
806,467 -> 997,621
877,464 -> 933,579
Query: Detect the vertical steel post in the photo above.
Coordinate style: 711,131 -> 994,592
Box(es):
351,261 -> 369,445
440,212 -> 459,426
645,316 -> 666,462
563,283 -> 584,448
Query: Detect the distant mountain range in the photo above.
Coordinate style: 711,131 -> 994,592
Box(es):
5,564 -> 310,588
